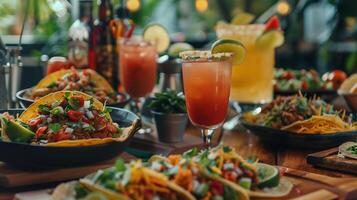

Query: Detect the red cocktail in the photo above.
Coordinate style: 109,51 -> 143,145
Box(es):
46,57 -> 70,75
119,38 -> 157,99
181,51 -> 233,146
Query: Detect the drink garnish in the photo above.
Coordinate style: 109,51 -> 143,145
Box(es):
143,23 -> 170,53
264,15 -> 280,31
211,39 -> 246,64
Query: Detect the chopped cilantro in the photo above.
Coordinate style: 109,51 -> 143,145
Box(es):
38,104 -> 50,114
49,123 -> 61,133
115,159 -> 126,172
46,82 -> 57,89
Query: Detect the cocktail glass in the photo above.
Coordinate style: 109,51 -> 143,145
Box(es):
180,51 -> 233,147
119,37 -> 157,114
216,22 -> 279,104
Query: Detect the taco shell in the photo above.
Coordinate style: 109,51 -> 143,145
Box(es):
33,69 -> 115,93
16,91 -> 138,147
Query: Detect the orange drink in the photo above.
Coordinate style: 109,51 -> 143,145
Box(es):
181,51 -> 234,146
119,38 -> 157,99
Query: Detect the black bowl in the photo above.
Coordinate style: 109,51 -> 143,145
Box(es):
16,88 -> 131,109
0,107 -> 141,168
240,119 -> 357,149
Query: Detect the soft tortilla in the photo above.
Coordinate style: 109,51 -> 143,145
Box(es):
339,141 -> 357,160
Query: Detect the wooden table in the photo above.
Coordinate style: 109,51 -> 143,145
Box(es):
2,125 -> 356,200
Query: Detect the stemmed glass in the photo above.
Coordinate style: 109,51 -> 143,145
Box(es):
119,37 -> 157,132
180,51 -> 233,147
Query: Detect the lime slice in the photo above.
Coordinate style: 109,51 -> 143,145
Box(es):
231,12 -> 255,25
256,30 -> 284,49
84,192 -> 109,200
3,120 -> 35,143
143,23 -> 170,54
257,163 -> 280,189
168,42 -> 194,57
211,39 -> 246,65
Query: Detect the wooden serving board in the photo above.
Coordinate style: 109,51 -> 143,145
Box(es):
0,152 -> 135,188
307,147 -> 357,175
13,167 -> 357,200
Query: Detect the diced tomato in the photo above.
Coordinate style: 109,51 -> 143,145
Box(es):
82,69 -> 90,76
106,123 -> 118,133
94,117 -> 107,131
70,96 -> 84,107
301,81 -> 308,90
55,130 -> 71,141
67,110 -> 84,122
143,189 -> 153,199
242,168 -> 255,177
265,15 -> 280,31
36,126 -> 48,138
328,70 -> 347,89
28,118 -> 42,128
222,171 -> 237,182
283,71 -> 294,80
211,180 -> 224,195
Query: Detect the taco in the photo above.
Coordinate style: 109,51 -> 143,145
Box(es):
1,91 -> 137,147
148,154 -> 249,200
27,68 -> 122,104
52,160 -> 195,200
189,145 -> 293,198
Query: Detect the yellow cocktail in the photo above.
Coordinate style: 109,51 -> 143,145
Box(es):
216,21 -> 283,103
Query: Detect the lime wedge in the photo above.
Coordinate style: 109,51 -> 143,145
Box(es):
3,120 -> 35,143
143,24 -> 170,54
211,39 -> 246,64
256,30 -> 284,49
84,192 -> 109,200
168,42 -> 194,57
257,163 -> 280,189
231,12 -> 255,25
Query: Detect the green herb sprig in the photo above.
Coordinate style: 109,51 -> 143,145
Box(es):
149,90 -> 186,114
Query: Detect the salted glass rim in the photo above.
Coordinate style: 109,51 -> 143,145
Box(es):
179,50 -> 233,62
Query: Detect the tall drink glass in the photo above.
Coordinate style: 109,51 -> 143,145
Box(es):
181,51 -> 232,147
216,23 -> 277,104
119,38 -> 157,112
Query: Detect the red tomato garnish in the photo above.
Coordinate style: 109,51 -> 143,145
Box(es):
82,116 -> 91,124
265,15 -> 280,31
143,189 -> 153,199
28,118 -> 42,128
36,126 -> 48,138
283,71 -> 294,80
55,130 -> 71,141
301,81 -> 308,90
106,123 -> 118,133
211,180 -> 224,195
328,70 -> 347,89
70,96 -> 84,107
67,110 -> 84,122
95,117 -> 107,131
222,171 -> 237,182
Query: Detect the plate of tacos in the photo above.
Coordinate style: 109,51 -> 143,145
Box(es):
240,94 -> 357,149
16,68 -> 130,108
51,145 -> 293,200
0,91 -> 140,168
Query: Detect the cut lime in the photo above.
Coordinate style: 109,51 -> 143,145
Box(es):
231,12 -> 255,25
257,163 -> 280,189
3,120 -> 34,143
84,192 -> 109,200
168,42 -> 194,57
211,39 -> 246,65
143,23 -> 170,54
256,30 -> 284,49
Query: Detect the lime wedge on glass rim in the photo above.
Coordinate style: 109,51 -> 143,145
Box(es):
256,30 -> 284,49
168,42 -> 194,57
211,39 -> 246,64
143,23 -> 170,54
257,163 -> 280,189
